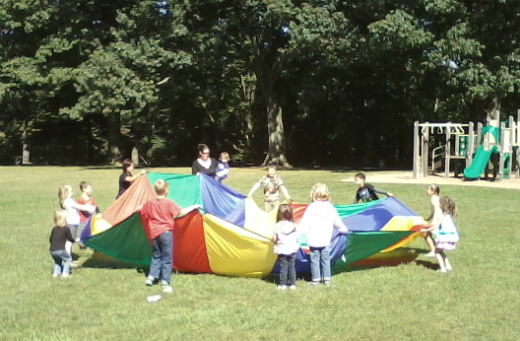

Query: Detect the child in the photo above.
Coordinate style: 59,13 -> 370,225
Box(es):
248,164 -> 291,212
272,204 -> 299,290
49,210 -> 75,278
140,179 -> 201,293
353,172 -> 393,204
117,159 -> 147,199
77,181 -> 101,248
299,183 -> 348,286
58,185 -> 96,254
423,184 -> 441,257
421,196 -> 459,273
215,152 -> 230,182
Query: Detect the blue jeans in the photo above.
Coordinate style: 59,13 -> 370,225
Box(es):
309,247 -> 331,282
279,253 -> 296,286
51,249 -> 72,275
149,231 -> 173,284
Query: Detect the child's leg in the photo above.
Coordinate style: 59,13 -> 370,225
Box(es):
61,250 -> 73,276
287,253 -> 297,286
50,251 -> 63,276
159,231 -> 173,285
320,248 -> 331,283
279,255 -> 289,286
434,248 -> 447,272
442,251 -> 452,271
309,248 -> 321,283
148,237 -> 162,280
422,232 -> 435,254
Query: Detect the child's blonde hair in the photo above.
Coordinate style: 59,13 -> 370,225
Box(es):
428,183 -> 440,195
154,179 -> 169,196
440,196 -> 457,217
219,152 -> 230,161
53,210 -> 68,228
58,185 -> 72,208
310,183 -> 330,202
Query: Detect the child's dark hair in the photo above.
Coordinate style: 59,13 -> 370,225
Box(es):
277,204 -> 293,222
267,163 -> 277,170
428,183 -> 440,195
122,159 -> 133,173
354,172 -> 366,180
440,196 -> 456,217
79,181 -> 91,191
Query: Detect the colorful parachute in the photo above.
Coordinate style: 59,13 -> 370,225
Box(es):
81,173 -> 425,277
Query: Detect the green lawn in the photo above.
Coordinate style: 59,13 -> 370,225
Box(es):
1,166 -> 519,341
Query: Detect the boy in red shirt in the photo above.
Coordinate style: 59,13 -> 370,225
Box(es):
140,179 -> 201,293
77,181 -> 100,249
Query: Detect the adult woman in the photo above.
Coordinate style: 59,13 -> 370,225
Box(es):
191,144 -> 218,178
117,159 -> 147,199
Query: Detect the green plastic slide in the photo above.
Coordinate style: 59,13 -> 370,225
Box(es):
463,144 -> 497,179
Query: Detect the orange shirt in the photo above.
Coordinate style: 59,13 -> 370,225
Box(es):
77,195 -> 98,222
140,198 -> 181,240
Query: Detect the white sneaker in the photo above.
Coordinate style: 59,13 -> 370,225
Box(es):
145,276 -> 154,286
52,273 -> 60,278
162,285 -> 173,293
276,285 -> 287,290
425,251 -> 436,258
288,285 -> 296,290
446,264 -> 453,271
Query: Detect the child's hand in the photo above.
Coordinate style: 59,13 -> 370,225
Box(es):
140,170 -> 147,175
388,193 -> 394,197
136,205 -> 143,212
420,228 -> 428,233
86,205 -> 96,214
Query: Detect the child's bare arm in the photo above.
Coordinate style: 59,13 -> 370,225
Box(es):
179,204 -> 202,216
280,185 -> 291,200
247,182 -> 261,197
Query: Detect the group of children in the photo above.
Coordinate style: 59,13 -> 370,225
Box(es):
50,182 -> 100,278
271,175 -> 460,290
48,157 -> 460,291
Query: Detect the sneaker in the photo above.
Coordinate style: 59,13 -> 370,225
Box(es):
288,285 -> 296,290
145,276 -> 154,286
52,273 -> 60,278
323,280 -> 331,287
162,285 -> 173,293
446,265 -> 453,271
307,281 -> 320,287
425,251 -> 436,258
159,280 -> 169,287
61,274 -> 71,279
276,285 -> 287,290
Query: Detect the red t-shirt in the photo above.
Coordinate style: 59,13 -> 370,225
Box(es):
77,195 -> 98,222
140,198 -> 181,240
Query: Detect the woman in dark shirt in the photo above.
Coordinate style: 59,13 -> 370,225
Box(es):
117,159 -> 147,199
191,144 -> 218,178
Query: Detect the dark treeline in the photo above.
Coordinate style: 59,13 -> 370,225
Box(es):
2,0 -> 520,168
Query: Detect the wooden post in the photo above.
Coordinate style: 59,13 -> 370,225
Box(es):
467,121 -> 474,168
445,122 -> 451,177
413,121 -> 419,178
422,122 -> 429,177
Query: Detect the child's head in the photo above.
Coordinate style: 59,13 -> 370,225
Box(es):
310,183 -> 330,202
154,179 -> 169,197
53,209 -> 68,228
426,183 -> 440,196
440,196 -> 456,217
267,164 -> 277,177
80,181 -> 93,196
122,159 -> 134,174
276,204 -> 293,222
219,152 -> 230,163
58,185 -> 73,208
354,173 -> 366,186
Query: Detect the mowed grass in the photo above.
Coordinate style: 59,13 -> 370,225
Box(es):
1,166 -> 520,341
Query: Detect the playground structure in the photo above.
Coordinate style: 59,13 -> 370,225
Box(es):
413,111 -> 520,180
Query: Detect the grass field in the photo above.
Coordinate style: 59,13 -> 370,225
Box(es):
1,166 -> 519,341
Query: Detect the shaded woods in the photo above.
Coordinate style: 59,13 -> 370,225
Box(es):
2,1 -> 520,167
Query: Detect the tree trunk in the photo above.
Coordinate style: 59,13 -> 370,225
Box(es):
107,112 -> 122,164
258,74 -> 291,168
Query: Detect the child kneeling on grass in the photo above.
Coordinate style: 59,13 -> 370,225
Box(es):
421,196 -> 459,273
140,180 -> 201,293
300,183 -> 348,286
272,204 -> 299,290
49,210 -> 75,278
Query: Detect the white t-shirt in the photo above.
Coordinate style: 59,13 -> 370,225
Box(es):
63,197 -> 80,226
299,201 -> 348,248
273,221 -> 299,255
436,214 -> 459,243
429,195 -> 442,227
197,158 -> 212,169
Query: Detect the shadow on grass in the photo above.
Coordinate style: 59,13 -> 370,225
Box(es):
81,251 -> 146,273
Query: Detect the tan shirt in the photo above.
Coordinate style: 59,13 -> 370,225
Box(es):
258,175 -> 284,202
